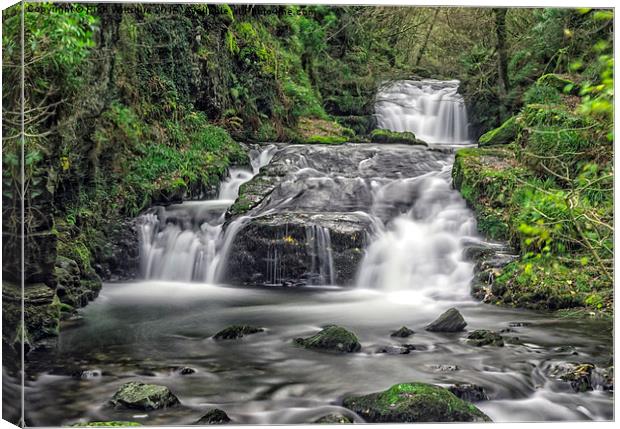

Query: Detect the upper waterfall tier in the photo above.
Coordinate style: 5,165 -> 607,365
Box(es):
375,79 -> 471,145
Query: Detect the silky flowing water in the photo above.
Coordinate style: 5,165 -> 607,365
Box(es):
16,80 -> 612,425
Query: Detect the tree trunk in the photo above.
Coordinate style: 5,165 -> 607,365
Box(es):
415,9 -> 440,67
494,8 -> 509,121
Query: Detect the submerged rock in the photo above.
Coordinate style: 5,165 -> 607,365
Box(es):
177,367 -> 196,375
342,382 -> 491,422
213,325 -> 264,340
110,382 -> 179,410
294,325 -> 361,353
315,414 -> 354,424
448,384 -> 489,402
466,330 -> 504,347
377,345 -> 413,355
196,409 -> 231,424
390,326 -> 415,338
425,308 -> 467,332
430,364 -> 459,372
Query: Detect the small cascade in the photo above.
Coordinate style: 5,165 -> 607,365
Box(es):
305,225 -> 335,285
138,145 -> 277,283
375,79 -> 470,144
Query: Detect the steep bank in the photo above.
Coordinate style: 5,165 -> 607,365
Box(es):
453,73 -> 612,315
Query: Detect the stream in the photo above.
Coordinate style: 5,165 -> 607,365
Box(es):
19,80 -> 613,425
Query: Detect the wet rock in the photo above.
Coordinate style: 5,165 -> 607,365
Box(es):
377,345 -> 412,355
224,213 -> 370,287
178,367 -> 196,375
196,409 -> 231,424
294,325 -> 361,353
342,382 -> 491,422
430,364 -> 459,372
425,308 -> 467,332
550,363 -> 595,392
553,346 -> 579,356
448,384 -> 488,402
213,325 -> 264,340
69,422 -> 142,427
508,322 -> 531,328
466,330 -> 504,347
390,326 -> 415,338
315,414 -> 354,424
592,366 -> 614,391
110,381 -> 180,410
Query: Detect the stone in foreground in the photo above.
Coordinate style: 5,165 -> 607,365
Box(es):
315,414 -> 354,424
342,382 -> 491,422
110,382 -> 179,410
390,326 -> 415,338
466,330 -> 504,347
425,308 -> 467,332
213,325 -> 264,340
196,409 -> 231,424
294,325 -> 361,353
448,384 -> 489,402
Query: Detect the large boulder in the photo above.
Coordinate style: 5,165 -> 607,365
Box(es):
294,325 -> 361,353
342,382 -> 491,422
223,213 -> 369,286
110,382 -> 180,410
425,308 -> 467,332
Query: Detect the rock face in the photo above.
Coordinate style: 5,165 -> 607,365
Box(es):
213,325 -> 264,340
315,414 -> 354,424
196,409 -> 231,424
390,326 -> 415,338
425,308 -> 467,332
448,384 -> 489,402
110,382 -> 180,410
294,325 -> 361,353
224,143 -> 453,287
342,382 -> 491,423
224,213 -> 369,286
466,330 -> 505,347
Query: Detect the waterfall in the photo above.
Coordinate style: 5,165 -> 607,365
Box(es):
305,225 -> 335,285
138,145 -> 277,283
375,79 -> 470,144
358,79 -> 477,301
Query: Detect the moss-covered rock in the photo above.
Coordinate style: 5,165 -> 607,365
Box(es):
370,129 -> 427,145
109,382 -> 180,410
213,325 -> 264,340
342,382 -> 491,422
536,73 -> 578,94
466,330 -> 505,347
390,326 -> 415,338
478,115 -> 520,147
294,325 -> 361,353
295,118 -> 355,144
195,408 -> 231,424
315,414 -> 354,424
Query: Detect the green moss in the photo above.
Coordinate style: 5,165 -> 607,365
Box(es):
370,129 -> 426,145
303,135 -> 348,145
342,382 -> 490,423
478,115 -> 520,146
536,73 -> 578,94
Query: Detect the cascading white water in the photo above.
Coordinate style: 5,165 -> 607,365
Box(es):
138,145 -> 277,283
358,79 -> 477,302
375,79 -> 470,144
305,225 -> 335,285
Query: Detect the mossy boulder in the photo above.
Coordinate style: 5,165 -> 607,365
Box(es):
294,325 -> 361,353
370,129 -> 427,146
425,308 -> 467,332
109,382 -> 180,410
536,73 -> 578,94
478,115 -> 519,147
315,414 -> 354,424
342,382 -> 491,422
213,325 -> 264,340
466,330 -> 504,347
196,408 -> 231,424
295,118 -> 354,144
390,326 -> 415,338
